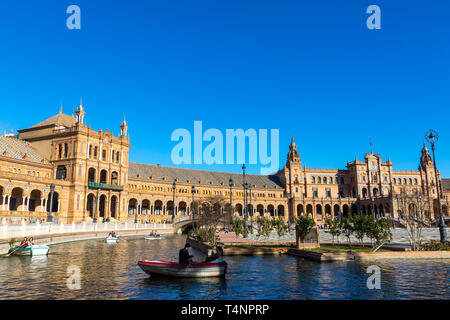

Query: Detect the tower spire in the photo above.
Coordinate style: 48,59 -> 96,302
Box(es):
75,98 -> 86,125
120,114 -> 128,137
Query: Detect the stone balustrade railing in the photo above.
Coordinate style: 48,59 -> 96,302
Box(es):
0,220 -> 170,239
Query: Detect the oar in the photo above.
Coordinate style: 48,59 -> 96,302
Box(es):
2,246 -> 21,257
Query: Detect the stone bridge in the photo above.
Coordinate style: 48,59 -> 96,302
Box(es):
173,216 -> 200,234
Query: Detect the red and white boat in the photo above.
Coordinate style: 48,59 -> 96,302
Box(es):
137,259 -> 228,278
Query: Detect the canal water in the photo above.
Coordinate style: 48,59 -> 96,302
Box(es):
0,235 -> 448,299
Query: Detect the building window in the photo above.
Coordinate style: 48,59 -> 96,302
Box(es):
311,176 -> 315,184
56,165 -> 67,180
102,149 -> 107,161
326,188 -> 331,198
313,188 -> 318,197
94,146 -> 98,158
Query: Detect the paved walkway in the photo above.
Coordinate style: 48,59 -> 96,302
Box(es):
319,228 -> 450,245
222,228 -> 450,245
218,231 -> 258,243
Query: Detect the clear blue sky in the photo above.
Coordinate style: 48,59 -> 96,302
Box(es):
1,1 -> 450,176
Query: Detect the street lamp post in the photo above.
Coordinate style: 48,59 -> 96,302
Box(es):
242,164 -> 248,236
244,182 -> 248,237
46,183 -> 55,223
371,196 -> 376,219
94,190 -> 99,223
191,185 -> 196,216
134,196 -> 139,224
425,130 -> 448,243
229,178 -> 233,226
172,181 -> 176,222
249,185 -> 253,234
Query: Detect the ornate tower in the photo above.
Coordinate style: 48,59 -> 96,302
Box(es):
75,100 -> 86,125
286,136 -> 301,166
284,137 -> 302,197
419,143 -> 437,198
120,116 -> 128,137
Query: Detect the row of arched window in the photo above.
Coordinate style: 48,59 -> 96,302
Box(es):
88,145 -> 122,164
310,176 -> 343,184
393,177 -> 418,185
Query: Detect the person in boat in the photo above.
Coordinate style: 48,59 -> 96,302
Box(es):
179,243 -> 194,264
28,237 -> 35,246
19,237 -> 29,248
204,245 -> 221,262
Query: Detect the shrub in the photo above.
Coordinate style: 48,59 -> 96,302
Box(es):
257,217 -> 272,237
230,218 -> 246,237
272,217 -> 288,237
420,240 -> 450,251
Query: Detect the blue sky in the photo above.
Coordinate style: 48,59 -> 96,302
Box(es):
1,1 -> 450,176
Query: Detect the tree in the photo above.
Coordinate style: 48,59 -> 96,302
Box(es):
194,195 -> 228,245
340,217 -> 353,245
352,215 -> 369,244
365,215 -> 378,247
371,219 -> 393,252
295,216 -> 316,249
326,218 -> 341,245
396,190 -> 428,251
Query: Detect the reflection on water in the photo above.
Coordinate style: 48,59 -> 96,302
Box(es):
0,235 -> 448,299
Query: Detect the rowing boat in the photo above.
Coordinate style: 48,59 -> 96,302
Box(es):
10,245 -> 50,256
105,236 -> 120,243
137,259 -> 227,278
144,235 -> 165,240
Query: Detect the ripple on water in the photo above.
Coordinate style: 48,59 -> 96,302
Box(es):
0,235 -> 448,299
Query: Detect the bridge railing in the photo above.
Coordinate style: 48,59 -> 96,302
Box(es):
0,221 -> 169,239
173,216 -> 194,224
